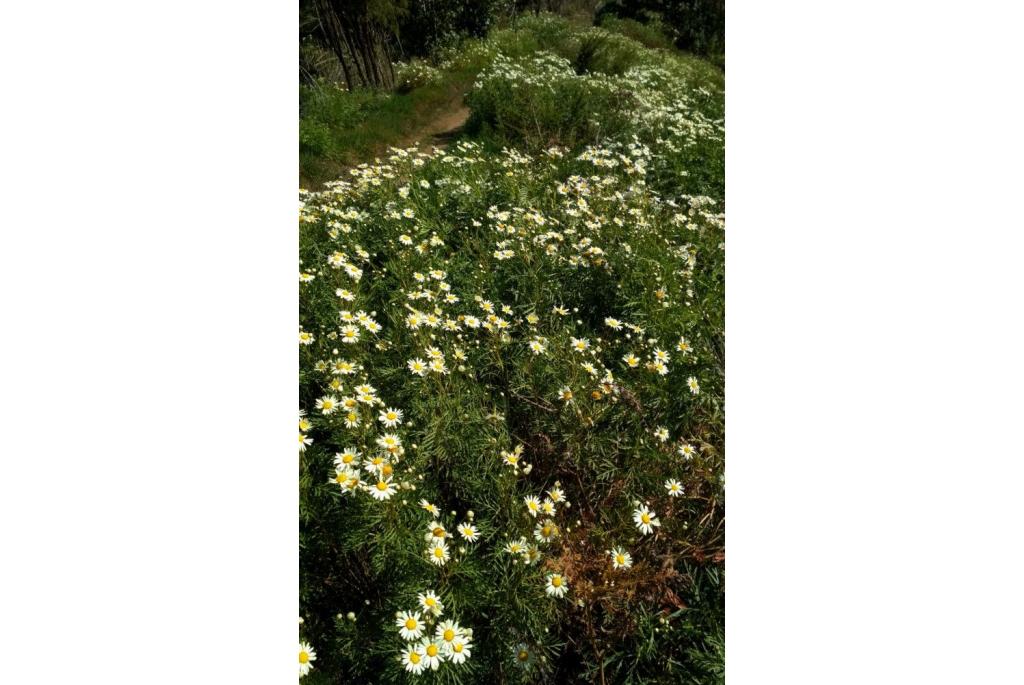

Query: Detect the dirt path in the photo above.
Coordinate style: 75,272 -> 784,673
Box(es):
401,102 -> 470,154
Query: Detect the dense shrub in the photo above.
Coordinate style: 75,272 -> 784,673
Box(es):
465,52 -> 637,150
597,15 -> 675,50
465,23 -> 723,196
573,27 -> 651,75
393,62 -> 443,93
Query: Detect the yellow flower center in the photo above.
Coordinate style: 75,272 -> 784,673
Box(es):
376,481 -> 388,491
335,473 -> 346,483
434,547 -> 443,557
518,649 -> 529,661
381,464 -> 393,477
641,513 -> 650,524
299,651 -> 309,664
343,454 -> 353,463
433,527 -> 445,537
425,597 -> 435,606
426,644 -> 439,657
405,618 -> 417,630
542,525 -> 552,537
552,575 -> 562,587
616,554 -> 625,564
443,629 -> 454,641
387,412 -> 397,420
409,652 -> 421,664
453,642 -> 463,653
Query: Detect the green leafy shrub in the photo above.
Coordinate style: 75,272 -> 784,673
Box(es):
394,62 -> 443,94
598,15 -> 675,50
573,27 -> 653,75
465,52 -> 637,150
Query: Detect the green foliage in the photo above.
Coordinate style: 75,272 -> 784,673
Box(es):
597,0 -> 724,66
465,51 -> 635,151
597,15 -> 675,50
300,13 -> 723,684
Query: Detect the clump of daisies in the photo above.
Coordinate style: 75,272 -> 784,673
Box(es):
395,590 -> 475,674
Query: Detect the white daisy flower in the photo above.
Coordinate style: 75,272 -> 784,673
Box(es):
545,573 -> 568,598
446,636 -> 472,664
407,358 -> 428,376
419,499 -> 440,516
687,376 -> 700,394
363,454 -> 387,474
523,495 -> 541,517
435,620 -> 464,647
378,407 -> 403,427
504,538 -> 527,556
609,547 -> 633,570
329,467 -> 360,492
400,643 -> 426,674
369,478 -> 397,501
533,519 -> 559,544
570,337 -> 590,353
333,447 -> 360,469
427,539 -> 450,565
418,590 -> 444,616
299,641 -> 316,678
665,479 -> 684,497
420,639 -> 443,671
340,325 -> 360,344
678,443 -> 698,459
377,433 -> 402,453
633,505 -> 661,535
396,611 -> 425,640
315,395 -> 338,415
457,523 -> 479,542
